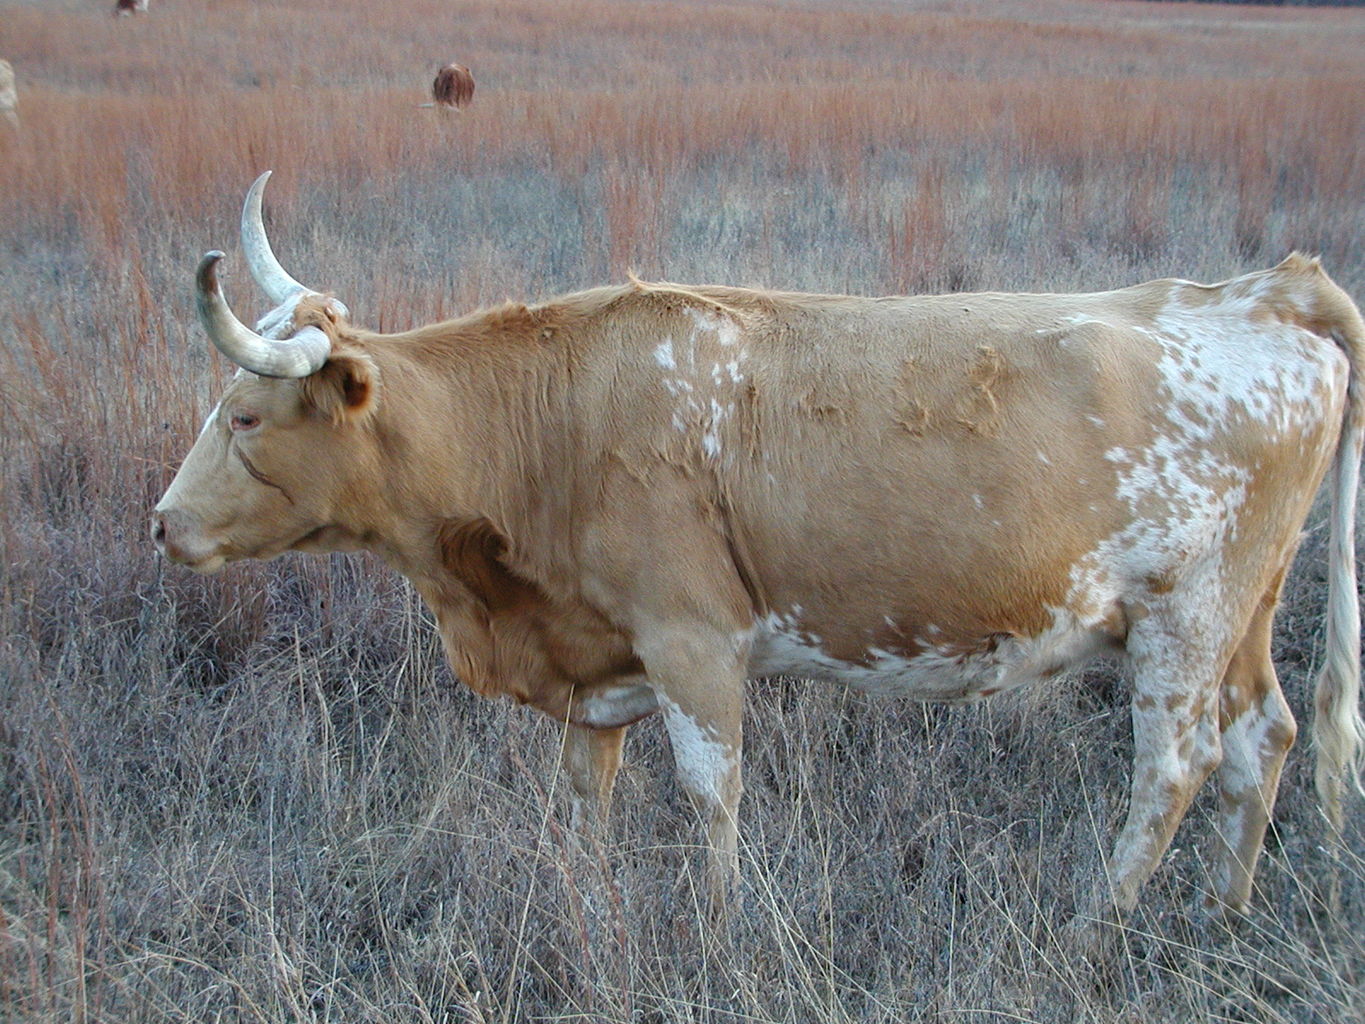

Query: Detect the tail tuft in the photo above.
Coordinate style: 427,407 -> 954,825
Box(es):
1309,262 -> 1365,828
1314,422 -> 1365,828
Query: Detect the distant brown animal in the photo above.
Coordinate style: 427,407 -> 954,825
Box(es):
154,172 -> 1365,934
431,63 -> 474,109
115,0 -> 148,14
0,60 -> 16,130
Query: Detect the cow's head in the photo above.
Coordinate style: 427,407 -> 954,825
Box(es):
152,172 -> 380,573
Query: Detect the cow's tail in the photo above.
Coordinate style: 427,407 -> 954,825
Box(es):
1304,255 -> 1365,829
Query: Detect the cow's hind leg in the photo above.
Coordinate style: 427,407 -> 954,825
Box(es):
1211,587 -> 1297,914
1103,614 -> 1229,918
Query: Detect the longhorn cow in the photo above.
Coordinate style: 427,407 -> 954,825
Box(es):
153,173 -> 1365,927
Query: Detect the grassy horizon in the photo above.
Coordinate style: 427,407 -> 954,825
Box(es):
2,0 -> 1365,1020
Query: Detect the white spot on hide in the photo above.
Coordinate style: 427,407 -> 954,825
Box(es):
654,338 -> 676,370
748,606 -> 1106,701
657,696 -> 737,801
655,307 -> 747,461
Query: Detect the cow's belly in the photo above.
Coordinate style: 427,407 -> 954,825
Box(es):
746,607 -> 1114,702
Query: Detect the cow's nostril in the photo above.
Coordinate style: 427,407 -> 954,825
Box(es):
151,514 -> 167,546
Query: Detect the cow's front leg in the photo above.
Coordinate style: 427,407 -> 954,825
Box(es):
638,629 -> 748,912
660,691 -> 744,911
560,723 -> 627,834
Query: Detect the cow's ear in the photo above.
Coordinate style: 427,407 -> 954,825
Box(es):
301,351 -> 379,424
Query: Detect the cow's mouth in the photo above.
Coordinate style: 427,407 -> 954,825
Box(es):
154,542 -> 229,575
151,509 -> 233,573
179,552 -> 230,575
153,503 -> 340,572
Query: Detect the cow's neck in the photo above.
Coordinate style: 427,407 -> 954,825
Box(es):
349,319 -> 576,595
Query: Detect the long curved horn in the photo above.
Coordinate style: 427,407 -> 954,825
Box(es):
196,251 -> 330,378
241,170 -> 311,304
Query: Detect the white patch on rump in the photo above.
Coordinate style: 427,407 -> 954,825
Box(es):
1066,284 -> 1347,635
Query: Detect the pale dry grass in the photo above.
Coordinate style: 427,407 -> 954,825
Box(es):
2,0 -> 1365,1020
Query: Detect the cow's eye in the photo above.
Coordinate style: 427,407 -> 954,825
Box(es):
230,412 -> 260,432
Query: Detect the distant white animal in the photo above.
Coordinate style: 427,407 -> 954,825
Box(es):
0,60 -> 17,130
115,0 -> 149,15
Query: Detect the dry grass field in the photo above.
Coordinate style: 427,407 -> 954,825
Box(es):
3,0 -> 1365,1020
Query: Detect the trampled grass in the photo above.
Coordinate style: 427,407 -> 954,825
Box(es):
2,0 -> 1365,1020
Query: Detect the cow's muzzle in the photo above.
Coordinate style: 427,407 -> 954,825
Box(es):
150,508 -> 222,572
150,508 -> 183,559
